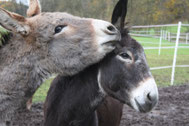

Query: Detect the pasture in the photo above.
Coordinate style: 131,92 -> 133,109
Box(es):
135,36 -> 189,86
32,35 -> 189,102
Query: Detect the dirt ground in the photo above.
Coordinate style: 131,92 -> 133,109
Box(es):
12,84 -> 189,126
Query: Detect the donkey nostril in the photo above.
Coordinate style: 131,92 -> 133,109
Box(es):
147,93 -> 152,101
107,25 -> 116,32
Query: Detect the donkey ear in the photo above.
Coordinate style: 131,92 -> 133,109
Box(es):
27,0 -> 41,17
0,8 -> 30,35
111,0 -> 128,30
111,0 -> 122,25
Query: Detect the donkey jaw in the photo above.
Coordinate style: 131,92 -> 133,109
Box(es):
130,77 -> 159,113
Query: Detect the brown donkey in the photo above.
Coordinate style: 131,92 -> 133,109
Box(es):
0,0 -> 120,125
96,96 -> 123,126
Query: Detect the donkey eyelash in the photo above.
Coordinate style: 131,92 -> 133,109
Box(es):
116,55 -> 133,64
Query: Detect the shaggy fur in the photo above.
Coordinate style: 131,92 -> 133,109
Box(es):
0,0 -> 120,125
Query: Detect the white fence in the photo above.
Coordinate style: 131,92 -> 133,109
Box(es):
131,22 -> 189,85
130,23 -> 189,44
130,32 -> 189,43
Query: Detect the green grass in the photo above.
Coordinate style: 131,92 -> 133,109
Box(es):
0,27 -> 9,46
29,36 -> 189,102
134,25 -> 189,34
151,67 -> 189,87
133,36 -> 189,47
145,48 -> 189,87
166,26 -> 189,33
0,26 -> 7,33
33,78 -> 52,103
132,36 -> 189,87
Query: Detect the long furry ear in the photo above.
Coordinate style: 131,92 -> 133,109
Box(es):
0,8 -> 30,35
111,0 -> 122,25
27,0 -> 41,17
111,0 -> 128,30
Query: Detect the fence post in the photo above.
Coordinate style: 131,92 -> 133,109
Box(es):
168,32 -> 171,42
165,31 -> 168,40
159,30 -> 162,55
171,22 -> 182,85
164,30 -> 166,40
162,30 -> 164,40
186,33 -> 189,44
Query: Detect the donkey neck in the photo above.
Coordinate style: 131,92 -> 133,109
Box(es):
0,33 -> 51,101
45,64 -> 106,126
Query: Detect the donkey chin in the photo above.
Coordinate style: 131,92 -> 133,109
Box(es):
129,77 -> 159,113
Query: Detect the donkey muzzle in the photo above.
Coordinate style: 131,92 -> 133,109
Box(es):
92,19 -> 120,47
130,77 -> 159,113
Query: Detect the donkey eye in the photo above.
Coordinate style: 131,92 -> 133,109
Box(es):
119,53 -> 131,60
54,25 -> 67,34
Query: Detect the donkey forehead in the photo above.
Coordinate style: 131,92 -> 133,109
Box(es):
118,40 -> 144,54
27,12 -> 90,27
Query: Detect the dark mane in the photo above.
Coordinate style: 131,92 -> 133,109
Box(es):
0,30 -> 12,48
119,27 -> 143,50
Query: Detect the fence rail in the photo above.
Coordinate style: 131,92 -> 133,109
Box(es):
151,65 -> 189,70
131,23 -> 189,44
144,46 -> 189,50
132,23 -> 189,28
131,22 -> 189,85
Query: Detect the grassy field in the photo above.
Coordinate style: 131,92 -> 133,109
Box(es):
166,24 -> 189,33
135,24 -> 189,35
29,36 -> 189,102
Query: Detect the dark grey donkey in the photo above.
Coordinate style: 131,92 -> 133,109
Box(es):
0,0 -> 121,125
44,0 -> 159,126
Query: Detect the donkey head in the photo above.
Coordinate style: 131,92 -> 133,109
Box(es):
0,0 -> 120,75
98,0 -> 158,113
